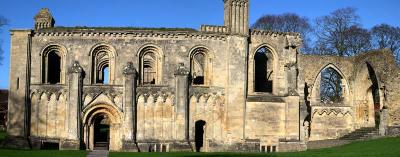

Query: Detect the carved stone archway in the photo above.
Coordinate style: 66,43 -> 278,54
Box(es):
82,104 -> 123,151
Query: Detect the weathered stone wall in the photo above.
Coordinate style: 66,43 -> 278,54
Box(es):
7,0 -> 400,152
299,49 -> 400,141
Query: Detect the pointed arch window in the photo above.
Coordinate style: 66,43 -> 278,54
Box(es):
254,46 -> 274,93
320,67 -> 344,103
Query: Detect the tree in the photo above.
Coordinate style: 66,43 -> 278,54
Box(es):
0,15 -> 8,65
320,68 -> 343,103
371,24 -> 400,63
314,7 -> 362,56
252,13 -> 312,51
343,25 -> 371,56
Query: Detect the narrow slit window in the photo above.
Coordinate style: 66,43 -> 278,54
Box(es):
16,78 -> 19,90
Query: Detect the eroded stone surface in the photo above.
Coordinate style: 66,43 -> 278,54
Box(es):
6,0 -> 400,152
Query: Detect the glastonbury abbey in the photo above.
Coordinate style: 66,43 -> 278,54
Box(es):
5,0 -> 400,152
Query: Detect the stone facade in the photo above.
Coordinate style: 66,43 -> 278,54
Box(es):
6,0 -> 400,152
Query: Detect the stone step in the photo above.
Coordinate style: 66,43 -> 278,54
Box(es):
87,150 -> 109,157
339,127 -> 380,140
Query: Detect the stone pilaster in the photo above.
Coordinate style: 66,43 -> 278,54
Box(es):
174,63 -> 190,141
62,61 -> 83,150
122,62 -> 138,150
379,108 -> 388,136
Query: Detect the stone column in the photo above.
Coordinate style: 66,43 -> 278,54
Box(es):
122,62 -> 138,149
174,63 -> 190,141
62,61 -> 83,150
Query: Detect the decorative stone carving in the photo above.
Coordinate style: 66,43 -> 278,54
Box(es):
174,63 -> 189,76
123,62 -> 137,76
69,61 -> 83,73
312,107 -> 352,116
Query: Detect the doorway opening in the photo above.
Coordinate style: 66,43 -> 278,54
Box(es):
195,120 -> 206,152
93,114 -> 110,150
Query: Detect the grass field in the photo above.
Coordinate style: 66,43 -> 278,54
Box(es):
0,130 -> 6,140
0,149 -> 87,157
110,137 -> 400,157
0,134 -> 398,157
0,130 -> 86,157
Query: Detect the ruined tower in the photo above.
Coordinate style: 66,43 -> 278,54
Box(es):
224,0 -> 249,35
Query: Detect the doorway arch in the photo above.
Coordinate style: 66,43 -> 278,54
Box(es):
82,104 -> 123,151
195,120 -> 206,152
93,114 -> 110,150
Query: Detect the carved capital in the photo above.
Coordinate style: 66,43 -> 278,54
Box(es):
174,63 -> 189,76
69,61 -> 83,73
123,62 -> 137,76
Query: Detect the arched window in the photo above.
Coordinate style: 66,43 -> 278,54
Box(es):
254,47 -> 274,93
42,45 -> 65,84
189,47 -> 212,86
191,50 -> 208,85
320,67 -> 343,103
91,45 -> 115,84
139,46 -> 162,85
47,51 -> 61,84
142,52 -> 157,85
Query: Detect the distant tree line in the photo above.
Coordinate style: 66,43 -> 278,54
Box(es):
252,7 -> 400,64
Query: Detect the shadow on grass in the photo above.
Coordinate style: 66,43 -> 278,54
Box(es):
110,137 -> 400,157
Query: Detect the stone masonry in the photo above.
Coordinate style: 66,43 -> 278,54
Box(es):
6,0 -> 400,152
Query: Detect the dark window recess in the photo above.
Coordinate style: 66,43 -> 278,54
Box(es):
272,146 -> 277,152
267,146 -> 271,153
261,145 -> 266,152
47,51 -> 61,84
41,142 -> 59,150
148,144 -> 154,152
162,145 -> 167,152
254,47 -> 273,93
16,78 -> 19,90
156,144 -> 161,152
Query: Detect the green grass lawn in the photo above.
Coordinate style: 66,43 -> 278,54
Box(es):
0,149 -> 87,157
0,130 -> 86,157
0,130 -> 6,140
110,137 -> 400,157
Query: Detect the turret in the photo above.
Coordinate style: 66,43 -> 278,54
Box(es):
224,0 -> 249,35
34,8 -> 55,30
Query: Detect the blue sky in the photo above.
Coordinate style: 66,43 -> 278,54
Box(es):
0,0 -> 399,89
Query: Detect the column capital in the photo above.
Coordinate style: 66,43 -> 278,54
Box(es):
123,62 -> 137,77
69,61 -> 83,73
174,63 -> 189,76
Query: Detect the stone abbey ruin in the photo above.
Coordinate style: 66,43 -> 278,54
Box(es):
5,0 -> 400,152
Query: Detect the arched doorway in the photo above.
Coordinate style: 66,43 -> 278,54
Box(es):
366,63 -> 381,128
82,104 -> 122,151
195,120 -> 206,152
93,114 -> 110,150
